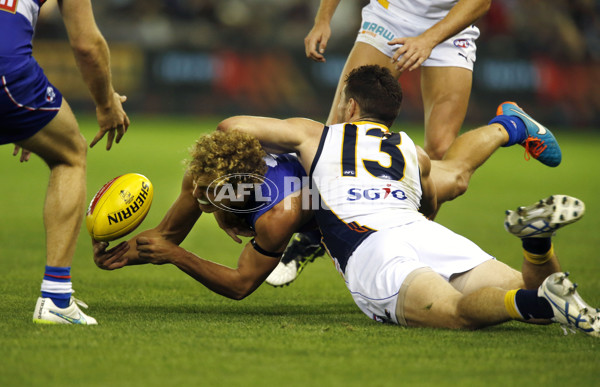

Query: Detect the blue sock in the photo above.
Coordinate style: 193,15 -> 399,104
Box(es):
489,115 -> 527,147
514,289 -> 553,320
41,266 -> 72,308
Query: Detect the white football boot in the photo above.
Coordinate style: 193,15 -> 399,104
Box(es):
504,195 -> 584,238
265,232 -> 326,287
538,272 -> 600,337
33,296 -> 98,325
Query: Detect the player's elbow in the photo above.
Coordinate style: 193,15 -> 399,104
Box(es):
227,279 -> 258,300
217,117 -> 242,133
70,34 -> 106,61
476,0 -> 492,16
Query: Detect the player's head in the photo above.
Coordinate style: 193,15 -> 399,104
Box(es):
188,130 -> 267,212
340,65 -> 402,127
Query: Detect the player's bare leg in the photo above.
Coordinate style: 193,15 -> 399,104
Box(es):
430,123 -> 509,206
18,99 -> 87,268
449,259 -> 523,295
20,100 -> 96,324
421,66 -> 472,160
326,42 -> 400,125
400,267 -> 599,336
400,269 -> 514,329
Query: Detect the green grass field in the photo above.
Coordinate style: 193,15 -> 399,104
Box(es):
1,116 -> 599,386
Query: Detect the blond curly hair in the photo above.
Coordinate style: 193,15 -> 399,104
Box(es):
188,130 -> 267,188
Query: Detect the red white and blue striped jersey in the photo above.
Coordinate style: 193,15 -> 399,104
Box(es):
0,0 -> 47,73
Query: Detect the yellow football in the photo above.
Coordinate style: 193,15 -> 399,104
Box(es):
86,173 -> 153,242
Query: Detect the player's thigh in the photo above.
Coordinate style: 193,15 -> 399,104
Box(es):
17,99 -> 86,167
399,268 -> 465,329
327,42 -> 398,124
450,259 -> 524,295
420,66 -> 472,124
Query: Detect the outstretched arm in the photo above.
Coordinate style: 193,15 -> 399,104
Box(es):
93,172 -> 201,270
134,199 -> 302,300
59,0 -> 129,150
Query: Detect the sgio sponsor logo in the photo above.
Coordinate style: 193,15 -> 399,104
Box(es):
347,185 -> 407,201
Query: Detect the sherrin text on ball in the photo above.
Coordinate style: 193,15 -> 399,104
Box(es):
86,173 -> 153,241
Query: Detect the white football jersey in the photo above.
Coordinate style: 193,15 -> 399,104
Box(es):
372,0 -> 457,20
309,121 -> 426,272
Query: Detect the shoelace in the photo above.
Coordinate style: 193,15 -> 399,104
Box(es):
521,136 -> 548,161
72,297 -> 90,309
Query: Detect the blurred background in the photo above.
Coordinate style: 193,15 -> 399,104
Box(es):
34,0 -> 600,128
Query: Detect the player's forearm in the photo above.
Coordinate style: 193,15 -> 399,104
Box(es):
71,35 -> 115,109
422,0 -> 491,46
170,253 -> 259,300
314,0 -> 341,25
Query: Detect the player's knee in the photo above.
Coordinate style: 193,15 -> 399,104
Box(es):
49,132 -> 87,170
67,132 -> 87,167
453,169 -> 470,198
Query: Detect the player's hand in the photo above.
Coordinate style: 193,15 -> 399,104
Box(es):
92,239 -> 130,270
135,236 -> 181,265
214,210 -> 256,244
304,22 -> 332,62
388,35 -> 436,72
90,92 -> 130,151
12,145 -> 31,162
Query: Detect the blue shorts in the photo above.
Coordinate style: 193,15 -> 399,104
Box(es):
0,58 -> 63,145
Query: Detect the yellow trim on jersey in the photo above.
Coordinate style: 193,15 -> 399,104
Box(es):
523,245 -> 554,265
377,0 -> 390,10
353,121 -> 390,133
504,289 -> 523,320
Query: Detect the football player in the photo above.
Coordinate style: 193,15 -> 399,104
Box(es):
1,0 -> 129,324
212,65 -> 598,335
92,66 -> 599,337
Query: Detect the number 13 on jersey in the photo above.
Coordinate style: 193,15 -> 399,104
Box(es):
341,123 -> 406,181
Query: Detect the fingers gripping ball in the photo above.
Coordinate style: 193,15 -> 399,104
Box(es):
86,173 -> 153,241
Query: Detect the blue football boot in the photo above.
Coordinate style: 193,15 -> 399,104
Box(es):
497,101 -> 562,167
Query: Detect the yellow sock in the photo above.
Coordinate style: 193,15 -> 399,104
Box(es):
504,289 -> 523,320
523,244 -> 554,265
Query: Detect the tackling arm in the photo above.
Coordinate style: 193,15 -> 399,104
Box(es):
217,116 -> 324,172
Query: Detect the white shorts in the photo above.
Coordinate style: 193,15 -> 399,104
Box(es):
355,2 -> 480,70
343,219 -> 493,324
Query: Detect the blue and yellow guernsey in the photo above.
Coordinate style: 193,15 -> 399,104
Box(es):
309,121 -> 425,274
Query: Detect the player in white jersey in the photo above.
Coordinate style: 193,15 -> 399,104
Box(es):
305,0 -> 490,160
284,0 -> 491,286
1,0 -> 129,324
218,65 -> 599,335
